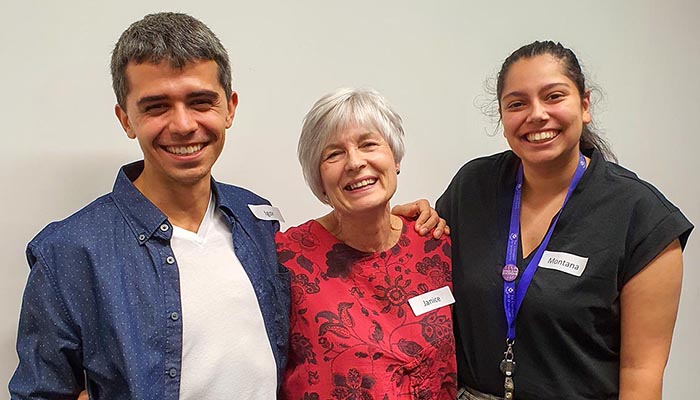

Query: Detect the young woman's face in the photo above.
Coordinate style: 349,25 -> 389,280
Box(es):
499,54 -> 591,169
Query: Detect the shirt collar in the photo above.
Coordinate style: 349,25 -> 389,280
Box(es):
110,161 -> 251,243
110,161 -> 169,243
211,179 -> 256,228
575,147 -> 601,193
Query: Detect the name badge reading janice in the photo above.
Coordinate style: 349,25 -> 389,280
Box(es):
538,250 -> 588,277
408,286 -> 455,316
248,204 -> 285,222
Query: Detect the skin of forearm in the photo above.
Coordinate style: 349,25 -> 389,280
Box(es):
619,365 -> 664,400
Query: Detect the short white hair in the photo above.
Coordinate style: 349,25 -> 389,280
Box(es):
298,87 -> 406,204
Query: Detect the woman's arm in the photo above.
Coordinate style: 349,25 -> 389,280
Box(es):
619,239 -> 683,400
391,199 -> 450,238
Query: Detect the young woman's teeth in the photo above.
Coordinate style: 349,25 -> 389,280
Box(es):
527,131 -> 557,143
166,144 -> 203,155
347,178 -> 376,190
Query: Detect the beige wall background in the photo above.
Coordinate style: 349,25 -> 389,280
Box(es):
1,0 -> 698,398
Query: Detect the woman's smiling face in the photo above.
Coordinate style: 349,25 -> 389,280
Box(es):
499,54 -> 591,169
319,124 -> 399,216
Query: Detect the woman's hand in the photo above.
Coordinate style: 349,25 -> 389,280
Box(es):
619,239 -> 683,400
77,390 -> 88,400
392,199 -> 449,239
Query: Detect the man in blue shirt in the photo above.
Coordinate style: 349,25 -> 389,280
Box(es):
9,13 -> 290,399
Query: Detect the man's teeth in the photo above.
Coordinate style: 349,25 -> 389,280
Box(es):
347,178 -> 377,190
166,144 -> 204,155
526,131 -> 557,143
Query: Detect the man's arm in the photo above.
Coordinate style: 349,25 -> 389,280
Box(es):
392,199 -> 449,239
619,240 -> 683,400
9,256 -> 84,399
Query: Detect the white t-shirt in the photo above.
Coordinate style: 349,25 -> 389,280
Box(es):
171,196 -> 277,399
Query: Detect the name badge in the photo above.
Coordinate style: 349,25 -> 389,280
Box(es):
408,286 -> 455,316
248,204 -> 285,222
538,250 -> 588,277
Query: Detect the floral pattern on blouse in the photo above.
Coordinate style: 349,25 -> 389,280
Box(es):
277,217 -> 456,400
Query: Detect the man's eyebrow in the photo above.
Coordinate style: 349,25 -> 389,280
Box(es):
136,91 -> 220,107
136,95 -> 168,107
187,90 -> 220,99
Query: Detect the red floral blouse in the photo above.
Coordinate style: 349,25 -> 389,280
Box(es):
276,217 -> 456,400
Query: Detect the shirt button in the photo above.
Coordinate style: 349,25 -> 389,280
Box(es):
167,367 -> 178,378
166,256 -> 175,265
170,312 -> 179,321
160,224 -> 169,232
138,234 -> 146,241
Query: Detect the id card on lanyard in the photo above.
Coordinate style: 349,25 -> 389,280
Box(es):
500,152 -> 586,400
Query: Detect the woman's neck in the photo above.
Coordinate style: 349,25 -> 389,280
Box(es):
521,151 -> 586,200
518,152 -> 588,257
318,205 -> 402,253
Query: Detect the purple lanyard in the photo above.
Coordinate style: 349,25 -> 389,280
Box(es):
502,152 -> 586,341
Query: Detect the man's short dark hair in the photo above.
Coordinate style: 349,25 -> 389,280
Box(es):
110,12 -> 232,109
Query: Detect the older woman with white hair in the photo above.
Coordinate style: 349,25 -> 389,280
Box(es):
277,88 -> 457,400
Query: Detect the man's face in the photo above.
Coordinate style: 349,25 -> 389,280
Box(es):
115,60 -> 237,192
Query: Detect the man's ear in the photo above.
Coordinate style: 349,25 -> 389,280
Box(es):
225,91 -> 239,128
115,104 -> 135,139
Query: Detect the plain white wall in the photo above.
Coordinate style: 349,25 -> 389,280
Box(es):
1,0 -> 697,398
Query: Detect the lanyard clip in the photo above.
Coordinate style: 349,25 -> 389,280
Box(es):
504,339 -> 515,362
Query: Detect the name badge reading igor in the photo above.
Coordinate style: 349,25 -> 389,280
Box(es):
538,250 -> 588,277
248,204 -> 285,222
408,286 -> 455,316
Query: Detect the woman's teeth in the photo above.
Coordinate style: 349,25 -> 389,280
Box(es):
346,178 -> 376,190
526,131 -> 557,143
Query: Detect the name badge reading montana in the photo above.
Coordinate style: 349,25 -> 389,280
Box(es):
408,286 -> 455,316
538,250 -> 588,277
248,204 -> 285,222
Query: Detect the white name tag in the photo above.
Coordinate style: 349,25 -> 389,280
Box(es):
248,204 -> 285,222
538,250 -> 588,277
408,286 -> 455,316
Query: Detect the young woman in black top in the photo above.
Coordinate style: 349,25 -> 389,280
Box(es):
436,41 -> 693,400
